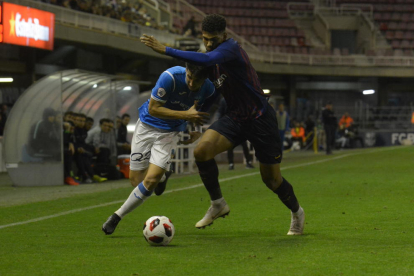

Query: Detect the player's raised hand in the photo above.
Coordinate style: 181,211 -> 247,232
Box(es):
185,101 -> 210,126
140,34 -> 166,54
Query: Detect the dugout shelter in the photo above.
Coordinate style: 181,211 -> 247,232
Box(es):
3,70 -> 150,187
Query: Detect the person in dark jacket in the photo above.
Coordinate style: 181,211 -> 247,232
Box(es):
28,108 -> 60,159
117,113 -> 131,155
73,113 -> 97,183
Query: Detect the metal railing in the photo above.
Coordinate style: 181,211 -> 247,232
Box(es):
295,105 -> 414,131
6,0 -> 414,68
165,0 -> 259,52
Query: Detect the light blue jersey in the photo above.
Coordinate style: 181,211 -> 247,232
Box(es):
139,66 -> 216,132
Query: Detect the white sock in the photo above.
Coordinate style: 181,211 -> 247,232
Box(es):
160,174 -> 166,182
115,182 -> 153,218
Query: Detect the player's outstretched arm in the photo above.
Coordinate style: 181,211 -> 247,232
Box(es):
149,99 -> 210,126
140,34 -> 167,54
141,34 -> 227,66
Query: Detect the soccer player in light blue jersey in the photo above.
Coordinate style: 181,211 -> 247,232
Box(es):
102,63 -> 216,235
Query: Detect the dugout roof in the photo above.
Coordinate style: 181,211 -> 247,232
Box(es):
3,70 -> 151,186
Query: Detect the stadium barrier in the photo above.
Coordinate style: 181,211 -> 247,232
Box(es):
6,0 -> 414,68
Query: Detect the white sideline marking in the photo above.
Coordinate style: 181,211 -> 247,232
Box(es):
0,147 -> 399,230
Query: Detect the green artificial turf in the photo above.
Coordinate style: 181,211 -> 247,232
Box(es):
0,146 -> 413,276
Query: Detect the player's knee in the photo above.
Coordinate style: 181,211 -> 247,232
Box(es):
194,142 -> 213,161
194,145 -> 207,161
144,175 -> 161,191
129,176 -> 140,187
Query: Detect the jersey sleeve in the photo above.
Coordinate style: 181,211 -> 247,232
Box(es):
166,44 -> 237,67
151,71 -> 175,103
198,81 -> 219,112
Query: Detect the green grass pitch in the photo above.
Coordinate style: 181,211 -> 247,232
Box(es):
0,146 -> 413,275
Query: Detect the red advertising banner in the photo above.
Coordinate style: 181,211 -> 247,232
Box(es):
2,2 -> 55,50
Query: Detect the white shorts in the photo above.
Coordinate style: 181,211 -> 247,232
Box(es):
130,119 -> 179,171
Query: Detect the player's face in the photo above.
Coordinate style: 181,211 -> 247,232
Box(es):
186,69 -> 205,91
202,31 -> 226,52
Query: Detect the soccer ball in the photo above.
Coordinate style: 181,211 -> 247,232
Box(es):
143,216 -> 175,246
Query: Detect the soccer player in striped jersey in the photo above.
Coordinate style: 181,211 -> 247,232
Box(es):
141,14 -> 305,235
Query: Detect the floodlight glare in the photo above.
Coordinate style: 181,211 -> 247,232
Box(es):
123,86 -> 132,91
127,125 -> 135,132
93,84 -> 98,88
0,78 -> 13,83
263,89 -> 270,94
363,89 -> 375,95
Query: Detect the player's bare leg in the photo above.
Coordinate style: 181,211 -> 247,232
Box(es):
260,163 -> 305,235
102,166 -> 165,235
194,130 -> 233,228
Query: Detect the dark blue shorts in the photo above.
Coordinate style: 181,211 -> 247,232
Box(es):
209,104 -> 282,164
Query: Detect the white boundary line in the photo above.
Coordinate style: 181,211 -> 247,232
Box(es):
0,147 -> 400,230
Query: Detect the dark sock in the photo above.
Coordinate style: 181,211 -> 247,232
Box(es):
196,159 -> 222,200
274,178 -> 300,212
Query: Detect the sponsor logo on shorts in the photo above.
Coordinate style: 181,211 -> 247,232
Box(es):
131,152 -> 151,162
157,88 -> 166,98
275,155 -> 281,159
179,91 -> 186,95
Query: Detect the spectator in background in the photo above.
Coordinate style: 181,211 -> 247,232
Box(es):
28,108 -> 61,159
217,98 -> 254,170
63,120 -> 79,185
339,112 -> 354,128
73,113 -> 105,183
275,103 -> 290,152
290,121 -> 305,149
335,124 -> 348,149
64,111 -> 75,123
117,113 -> 131,155
183,16 -> 198,38
322,102 -> 337,155
86,118 -> 117,164
348,124 -> 364,148
85,117 -> 94,131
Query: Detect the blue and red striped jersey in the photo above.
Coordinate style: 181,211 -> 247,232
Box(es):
166,38 -> 268,121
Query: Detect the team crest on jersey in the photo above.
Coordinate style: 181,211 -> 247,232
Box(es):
213,74 -> 227,88
157,88 -> 166,97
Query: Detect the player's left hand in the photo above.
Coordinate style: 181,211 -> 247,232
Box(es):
178,131 -> 202,145
140,34 -> 167,54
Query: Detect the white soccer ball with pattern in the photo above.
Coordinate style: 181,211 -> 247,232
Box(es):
143,216 -> 175,246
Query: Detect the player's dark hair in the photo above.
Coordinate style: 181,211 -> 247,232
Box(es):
121,113 -> 130,119
202,14 -> 226,33
86,117 -> 94,123
186,62 -> 209,80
